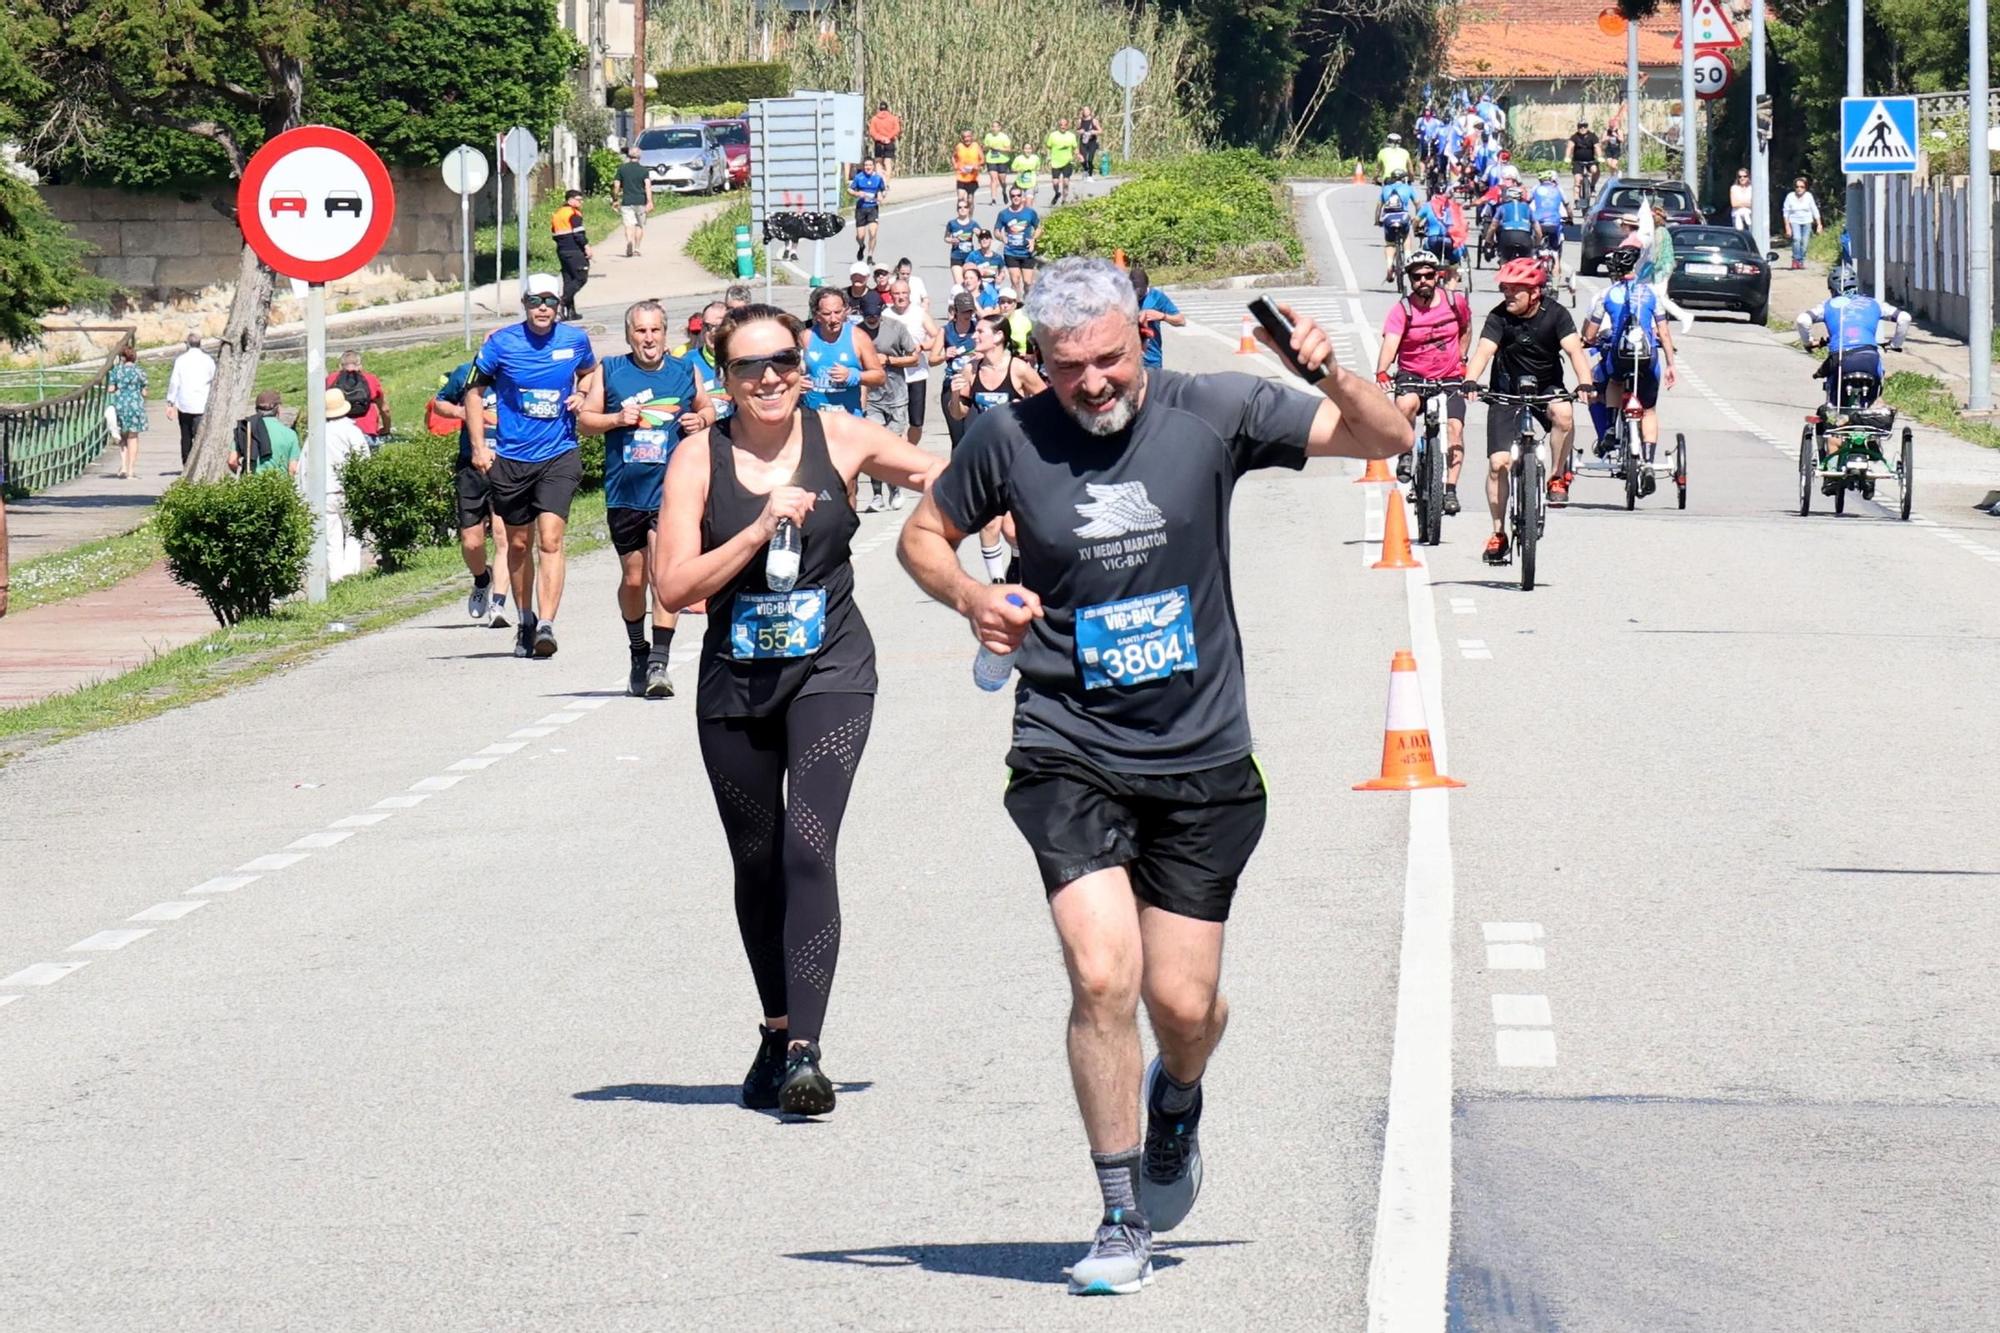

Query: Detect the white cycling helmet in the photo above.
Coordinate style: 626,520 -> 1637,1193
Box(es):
1387,133 -> 1402,143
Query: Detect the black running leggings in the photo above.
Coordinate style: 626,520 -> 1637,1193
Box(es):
697,692 -> 874,1045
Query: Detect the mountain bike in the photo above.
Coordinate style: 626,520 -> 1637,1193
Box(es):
1398,377 -> 1462,546
1479,383 -> 1571,591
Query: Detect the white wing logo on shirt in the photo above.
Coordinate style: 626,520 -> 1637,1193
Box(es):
1149,590 -> 1186,627
1073,482 -> 1165,540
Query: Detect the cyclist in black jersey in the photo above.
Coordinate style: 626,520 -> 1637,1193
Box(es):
652,304 -> 940,1118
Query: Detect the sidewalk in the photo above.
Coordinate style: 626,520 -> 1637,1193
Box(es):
0,563 -> 217,706
6,414 -> 181,562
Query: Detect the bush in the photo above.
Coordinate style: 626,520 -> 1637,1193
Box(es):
686,199 -> 762,278
156,471 -> 312,626
1037,152 -> 1303,275
652,61 -> 787,107
586,147 -> 624,199
579,435 -> 606,493
340,437 -> 457,572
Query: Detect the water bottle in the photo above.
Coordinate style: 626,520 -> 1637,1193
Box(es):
766,518 -> 801,592
973,594 -> 1026,692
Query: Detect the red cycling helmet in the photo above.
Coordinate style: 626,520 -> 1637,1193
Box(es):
1495,257 -> 1545,288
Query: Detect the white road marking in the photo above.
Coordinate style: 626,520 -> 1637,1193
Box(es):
374,794 -> 432,809
68,929 -> 154,952
1496,1029 -> 1559,1068
0,995 -> 19,1008
478,742 -> 528,755
533,713 -> 583,727
1361,169 -> 1457,1332
446,756 -> 500,772
1491,994 -> 1553,1026
287,830 -> 353,850
508,727 -> 558,739
565,697 -> 613,711
1,961 -> 89,986
237,853 -> 308,872
189,874 -> 259,895
1449,597 -> 1476,615
129,902 -> 208,923
1486,943 -> 1547,970
330,812 -> 391,828
1457,639 -> 1492,660
409,775 -> 465,792
1482,921 -> 1545,942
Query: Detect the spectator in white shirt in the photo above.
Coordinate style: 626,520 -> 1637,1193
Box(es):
1782,178 -> 1823,270
321,387 -> 370,580
164,331 -> 217,468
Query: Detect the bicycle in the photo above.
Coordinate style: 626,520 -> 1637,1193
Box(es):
1397,377 -> 1462,546
1798,342 -> 1913,519
1573,162 -> 1600,209
1589,329 -> 1688,512
1534,234 -> 1574,308
1476,383 -> 1571,591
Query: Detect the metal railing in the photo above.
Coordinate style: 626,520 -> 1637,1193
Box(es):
0,330 -> 132,497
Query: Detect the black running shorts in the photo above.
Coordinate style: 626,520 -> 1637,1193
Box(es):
1496,229 -> 1536,261
487,450 -> 582,527
606,504 -> 657,556
1003,748 -> 1268,923
856,203 -> 880,227
454,458 -> 495,530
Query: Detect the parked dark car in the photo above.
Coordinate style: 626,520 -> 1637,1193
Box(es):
1579,176 -> 1704,274
704,117 -> 750,189
1665,225 -> 1771,324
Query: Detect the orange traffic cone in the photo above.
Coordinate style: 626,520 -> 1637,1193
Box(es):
1355,650 -> 1464,791
1237,315 -> 1258,355
1112,248 -> 1127,269
1353,456 -> 1394,485
1352,160 -> 1367,184
1372,485 -> 1421,570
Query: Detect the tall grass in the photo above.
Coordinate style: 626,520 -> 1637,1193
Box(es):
643,0 -> 1210,173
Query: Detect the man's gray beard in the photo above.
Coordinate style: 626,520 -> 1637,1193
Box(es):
1065,374 -> 1145,436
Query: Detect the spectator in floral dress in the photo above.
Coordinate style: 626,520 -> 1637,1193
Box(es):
106,343 -> 149,479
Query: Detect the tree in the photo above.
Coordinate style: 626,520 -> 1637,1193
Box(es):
1155,0 -> 1315,146
14,0 -> 579,479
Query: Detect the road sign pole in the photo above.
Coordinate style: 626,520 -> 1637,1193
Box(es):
812,97 -> 826,288
1969,0 -> 1993,411
1751,0 -> 1771,252
1871,175 -> 1886,298
1846,0 -> 1863,257
495,133 -> 505,307
1627,23 -> 1640,171
305,282 -> 329,604
461,188 -> 472,348
516,169 -> 530,299
1680,0 -> 1699,193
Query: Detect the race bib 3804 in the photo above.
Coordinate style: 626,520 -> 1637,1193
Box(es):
1075,587 -> 1198,690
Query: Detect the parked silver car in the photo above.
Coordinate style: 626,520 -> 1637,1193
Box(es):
636,125 -> 727,194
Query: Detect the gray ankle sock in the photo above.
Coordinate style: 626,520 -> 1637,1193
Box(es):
1090,1147 -> 1147,1227
1155,1068 -> 1200,1116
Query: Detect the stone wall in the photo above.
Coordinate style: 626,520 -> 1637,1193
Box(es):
42,164 -> 492,306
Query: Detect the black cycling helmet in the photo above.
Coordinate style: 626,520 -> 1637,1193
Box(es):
1602,245 -> 1640,277
1828,264 -> 1860,296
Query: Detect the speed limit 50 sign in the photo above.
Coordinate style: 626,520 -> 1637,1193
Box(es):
1692,50 -> 1733,101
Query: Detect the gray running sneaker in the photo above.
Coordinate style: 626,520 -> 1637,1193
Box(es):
643,660 -> 674,699
1139,1055 -> 1203,1232
1068,1210 -> 1154,1295
467,582 -> 491,620
533,621 -> 558,658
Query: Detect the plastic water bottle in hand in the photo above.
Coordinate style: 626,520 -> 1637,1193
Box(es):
766,518 -> 801,592
973,594 -> 1027,692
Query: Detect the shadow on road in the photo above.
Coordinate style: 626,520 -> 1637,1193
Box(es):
572,1081 -> 875,1106
784,1238 -> 1244,1286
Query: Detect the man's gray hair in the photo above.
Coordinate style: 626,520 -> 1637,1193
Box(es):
1023,258 -> 1138,340
725,283 -> 753,305
624,298 -> 667,330
184,330 -> 202,347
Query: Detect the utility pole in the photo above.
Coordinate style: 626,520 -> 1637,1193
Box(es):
1627,22 -> 1641,171
1750,0 -> 1771,254
1680,0 -> 1698,193
1971,0 -> 1993,411
631,0 -> 647,138
852,0 -> 866,97
1846,0 -> 1863,262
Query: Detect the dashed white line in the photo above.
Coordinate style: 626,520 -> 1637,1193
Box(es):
1496,1029 -> 1559,1067
237,853 -> 309,872
509,727 -> 558,739
1,961 -> 89,986
409,775 -> 465,792
287,830 -> 353,850
1491,994 -> 1553,1026
1457,639 -> 1492,660
129,902 -> 209,923
0,995 -> 20,1009
565,697 -> 614,711
1485,943 -> 1547,970
68,929 -> 155,952
374,794 -> 432,809
1482,922 -> 1545,942
533,712 -> 584,727
446,756 -> 501,772
1449,597 -> 1477,615
330,812 -> 392,828
189,874 -> 259,895
478,741 -> 528,755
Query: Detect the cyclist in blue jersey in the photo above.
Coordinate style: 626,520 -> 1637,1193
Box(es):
578,299 -> 716,698
802,288 -> 885,419
1485,184 -> 1537,262
1794,265 -> 1911,411
1377,171 -> 1422,285
1579,246 -> 1678,492
1529,172 -> 1570,256
850,158 -> 887,265
466,273 -> 600,659
1415,191 -> 1466,267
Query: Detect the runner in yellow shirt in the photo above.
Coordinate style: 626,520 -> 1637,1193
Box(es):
1010,146 -> 1042,203
1045,119 -> 1081,205
982,122 -> 1014,204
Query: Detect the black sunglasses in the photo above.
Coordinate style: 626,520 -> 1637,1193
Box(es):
523,294 -> 561,309
726,348 -> 805,380
1408,270 -> 1439,281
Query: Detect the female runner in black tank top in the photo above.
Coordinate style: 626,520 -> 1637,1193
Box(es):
653,304 -> 940,1117
945,314 -> 1046,581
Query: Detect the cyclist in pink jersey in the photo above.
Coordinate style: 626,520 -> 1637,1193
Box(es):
1374,249 -> 1473,512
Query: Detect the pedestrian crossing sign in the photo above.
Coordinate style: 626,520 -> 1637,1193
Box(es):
1841,96 -> 1919,174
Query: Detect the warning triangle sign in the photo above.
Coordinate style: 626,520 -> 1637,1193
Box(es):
1848,101 -> 1915,161
1674,0 -> 1743,50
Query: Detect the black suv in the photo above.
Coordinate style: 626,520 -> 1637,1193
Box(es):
1578,176 -> 1704,274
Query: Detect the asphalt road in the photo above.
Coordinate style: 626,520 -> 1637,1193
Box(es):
1,181 -> 1995,1331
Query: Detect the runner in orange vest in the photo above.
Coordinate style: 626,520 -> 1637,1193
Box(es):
868,103 -> 902,181
951,129 -> 984,204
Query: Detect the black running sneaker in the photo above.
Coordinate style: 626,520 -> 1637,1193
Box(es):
742,1025 -> 788,1110
1443,488 -> 1461,516
627,646 -> 648,697
1396,452 -> 1413,484
778,1041 -> 836,1116
513,621 -> 534,659
533,621 -> 558,658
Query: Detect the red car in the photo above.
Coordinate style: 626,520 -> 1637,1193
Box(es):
704,118 -> 750,189
269,191 -> 308,218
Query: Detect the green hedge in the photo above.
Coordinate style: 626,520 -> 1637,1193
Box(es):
686,199 -> 763,279
652,62 -> 787,107
157,471 -> 312,626
341,437 -> 458,572
1037,150 -> 1303,275
586,148 -> 624,199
